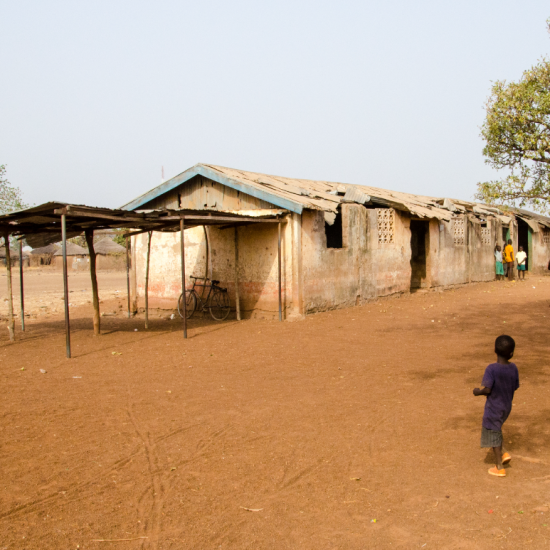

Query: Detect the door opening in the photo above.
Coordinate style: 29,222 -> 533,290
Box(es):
410,220 -> 429,290
517,218 -> 531,271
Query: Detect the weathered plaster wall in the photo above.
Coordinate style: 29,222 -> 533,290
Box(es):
360,209 -> 413,299
133,220 -> 293,319
531,230 -> 550,274
431,216 -> 505,287
301,205 -> 365,313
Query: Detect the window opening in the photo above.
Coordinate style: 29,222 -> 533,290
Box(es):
453,218 -> 465,245
377,209 -> 395,244
481,222 -> 491,245
543,230 -> 550,244
325,209 -> 343,249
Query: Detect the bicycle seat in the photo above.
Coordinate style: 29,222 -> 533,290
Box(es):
211,280 -> 220,285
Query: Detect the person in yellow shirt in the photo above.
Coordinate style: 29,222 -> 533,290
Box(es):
503,239 -> 515,280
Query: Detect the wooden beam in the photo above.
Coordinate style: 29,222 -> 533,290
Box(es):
85,230 -> 100,336
144,231 -> 152,329
180,219 -> 187,338
4,234 -> 14,341
54,208 -> 147,223
19,239 -> 25,332
234,227 -> 241,321
278,222 -> 282,322
61,214 -> 71,358
126,237 -> 131,318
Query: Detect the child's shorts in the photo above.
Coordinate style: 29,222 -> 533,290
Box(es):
495,261 -> 504,275
517,264 -> 526,271
481,427 -> 502,448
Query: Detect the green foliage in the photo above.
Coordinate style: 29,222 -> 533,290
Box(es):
0,165 -> 28,215
113,229 -> 128,247
477,19 -> 550,213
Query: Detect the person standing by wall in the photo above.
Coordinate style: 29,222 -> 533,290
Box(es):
503,239 -> 515,280
494,244 -> 505,281
516,246 -> 527,281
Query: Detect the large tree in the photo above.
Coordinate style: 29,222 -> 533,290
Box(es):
476,20 -> 550,214
0,165 -> 27,215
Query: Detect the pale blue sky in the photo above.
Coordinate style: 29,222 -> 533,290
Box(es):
1,1 -> 549,208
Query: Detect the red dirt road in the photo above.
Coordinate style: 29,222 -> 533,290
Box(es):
1,276 -> 550,549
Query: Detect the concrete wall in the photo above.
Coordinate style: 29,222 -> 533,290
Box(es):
133,220 -> 293,319
531,229 -> 550,274
130,173 -> 549,319
300,206 -> 523,315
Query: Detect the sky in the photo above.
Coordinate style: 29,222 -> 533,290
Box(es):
1,0 -> 549,209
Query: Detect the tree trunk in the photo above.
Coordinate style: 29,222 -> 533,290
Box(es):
85,230 -> 100,335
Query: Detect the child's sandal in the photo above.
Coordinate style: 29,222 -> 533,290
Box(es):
488,466 -> 506,477
502,452 -> 512,464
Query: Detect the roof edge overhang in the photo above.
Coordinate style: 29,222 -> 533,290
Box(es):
121,164 -> 303,214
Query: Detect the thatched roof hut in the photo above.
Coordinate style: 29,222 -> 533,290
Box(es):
53,242 -> 88,256
30,243 -> 58,255
92,237 -> 125,255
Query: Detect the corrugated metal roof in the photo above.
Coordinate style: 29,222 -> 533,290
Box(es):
124,163 -> 550,224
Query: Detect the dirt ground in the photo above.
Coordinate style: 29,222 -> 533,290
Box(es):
0,268 -> 128,320
1,273 -> 550,549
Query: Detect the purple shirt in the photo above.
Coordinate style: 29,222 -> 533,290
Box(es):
482,362 -> 519,431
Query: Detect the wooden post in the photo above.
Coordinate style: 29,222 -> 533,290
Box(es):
180,219 -> 187,339
144,231 -> 152,329
19,239 -> 25,332
4,233 -> 14,341
85,229 -> 100,336
130,235 -> 138,314
61,214 -> 71,358
234,226 -> 241,321
126,236 -> 131,318
278,221 -> 282,322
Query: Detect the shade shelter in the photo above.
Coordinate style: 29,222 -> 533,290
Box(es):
0,202 -> 285,357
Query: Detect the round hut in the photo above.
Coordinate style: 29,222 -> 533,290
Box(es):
90,237 -> 126,270
0,245 -> 30,267
53,242 -> 89,271
30,243 -> 58,266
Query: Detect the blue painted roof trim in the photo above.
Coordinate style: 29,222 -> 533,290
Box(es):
121,164 -> 303,214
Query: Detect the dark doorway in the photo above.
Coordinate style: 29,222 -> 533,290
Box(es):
517,218 -> 530,271
325,209 -> 343,249
410,220 -> 429,290
502,227 -> 509,245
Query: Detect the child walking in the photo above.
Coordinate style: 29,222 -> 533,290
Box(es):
494,245 -> 505,281
516,246 -> 527,280
473,335 -> 519,477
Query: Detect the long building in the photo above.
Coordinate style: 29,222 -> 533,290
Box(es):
123,164 -> 550,318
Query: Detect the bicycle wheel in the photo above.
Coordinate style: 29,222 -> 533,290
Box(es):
178,290 -> 197,319
209,288 -> 231,321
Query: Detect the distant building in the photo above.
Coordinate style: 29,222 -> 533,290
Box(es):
53,242 -> 89,271
30,243 -> 58,266
0,246 -> 30,267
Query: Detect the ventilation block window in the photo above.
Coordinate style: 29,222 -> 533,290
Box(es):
377,208 -> 395,244
481,222 -> 491,245
325,209 -> 343,249
453,218 -> 465,245
544,229 -> 550,244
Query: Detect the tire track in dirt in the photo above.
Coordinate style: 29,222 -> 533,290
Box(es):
126,395 -> 170,550
0,445 -> 143,522
128,411 -> 234,549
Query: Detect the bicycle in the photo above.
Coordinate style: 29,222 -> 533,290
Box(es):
177,275 -> 231,321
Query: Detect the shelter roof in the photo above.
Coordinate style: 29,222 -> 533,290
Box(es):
0,202 -> 284,246
122,163 -> 550,225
